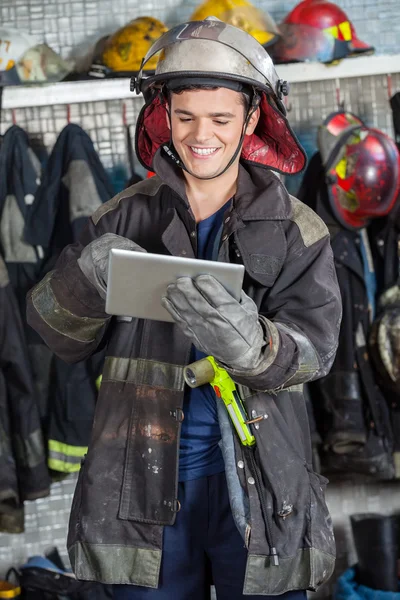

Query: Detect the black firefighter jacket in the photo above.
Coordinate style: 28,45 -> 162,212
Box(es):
27,150 -> 342,595
298,153 -> 394,480
0,255 -> 50,533
24,124 -> 114,473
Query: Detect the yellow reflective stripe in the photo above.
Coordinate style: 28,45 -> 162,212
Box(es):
339,20 -> 352,41
324,25 -> 338,39
32,271 -> 107,343
48,439 -> 87,457
95,374 -> 102,390
335,156 -> 347,179
48,458 -> 82,473
48,439 -> 87,473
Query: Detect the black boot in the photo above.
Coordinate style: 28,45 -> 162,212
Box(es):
350,513 -> 399,591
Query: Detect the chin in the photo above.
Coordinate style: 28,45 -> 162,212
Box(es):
187,161 -> 224,179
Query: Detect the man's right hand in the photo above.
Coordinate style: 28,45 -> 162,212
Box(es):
77,233 -> 146,299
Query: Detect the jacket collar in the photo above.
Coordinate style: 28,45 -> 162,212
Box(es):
152,149 -> 292,222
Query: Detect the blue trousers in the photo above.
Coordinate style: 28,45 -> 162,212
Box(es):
113,471 -> 307,600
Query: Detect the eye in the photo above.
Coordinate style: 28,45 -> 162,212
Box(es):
179,117 -> 192,122
214,120 -> 229,125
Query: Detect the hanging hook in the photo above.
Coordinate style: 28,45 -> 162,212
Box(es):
66,104 -> 71,124
335,78 -> 345,111
11,108 -> 17,125
122,101 -> 127,126
387,74 -> 393,102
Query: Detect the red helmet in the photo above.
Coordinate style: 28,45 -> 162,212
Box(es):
270,0 -> 373,64
318,111 -> 400,229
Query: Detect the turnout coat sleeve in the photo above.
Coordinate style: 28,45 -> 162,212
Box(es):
228,199 -> 342,392
26,212 -> 111,365
26,176 -> 166,363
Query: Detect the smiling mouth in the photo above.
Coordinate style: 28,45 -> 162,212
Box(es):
189,146 -> 220,157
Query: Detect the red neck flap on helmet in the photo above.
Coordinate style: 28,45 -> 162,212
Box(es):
135,92 -> 306,175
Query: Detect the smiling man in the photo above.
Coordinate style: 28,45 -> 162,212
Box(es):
27,17 -> 342,600
168,85 -> 256,193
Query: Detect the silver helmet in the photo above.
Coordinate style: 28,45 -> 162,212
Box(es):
132,17 -> 306,177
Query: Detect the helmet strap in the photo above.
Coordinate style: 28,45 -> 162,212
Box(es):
162,88 -> 261,181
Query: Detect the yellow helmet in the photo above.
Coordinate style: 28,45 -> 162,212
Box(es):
190,0 -> 280,47
102,16 -> 168,72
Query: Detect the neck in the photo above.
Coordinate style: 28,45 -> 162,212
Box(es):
184,162 -> 239,222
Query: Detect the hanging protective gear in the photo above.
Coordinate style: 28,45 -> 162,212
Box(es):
298,151 -> 396,480
0,27 -> 73,85
132,17 -> 306,179
270,0 -> 374,64
189,0 -> 280,47
318,111 -> 400,230
0,28 -> 37,72
369,274 -> 400,398
101,17 -> 168,74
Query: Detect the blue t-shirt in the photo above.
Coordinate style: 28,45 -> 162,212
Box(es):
178,200 -> 231,481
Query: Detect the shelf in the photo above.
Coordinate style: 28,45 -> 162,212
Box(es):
2,77 -> 136,109
280,53 -> 400,84
2,54 -> 400,109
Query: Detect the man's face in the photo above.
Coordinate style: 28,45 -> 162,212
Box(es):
168,87 -> 258,179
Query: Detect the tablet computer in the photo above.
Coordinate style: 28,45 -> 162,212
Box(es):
105,249 -> 245,323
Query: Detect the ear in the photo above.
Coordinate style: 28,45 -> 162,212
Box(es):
245,106 -> 260,136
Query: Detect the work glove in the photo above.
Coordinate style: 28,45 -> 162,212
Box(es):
78,232 -> 146,299
161,274 -> 269,373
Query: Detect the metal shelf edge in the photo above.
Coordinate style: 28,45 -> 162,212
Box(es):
2,54 -> 400,109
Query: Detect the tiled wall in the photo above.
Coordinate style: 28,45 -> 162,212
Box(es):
0,0 -> 400,597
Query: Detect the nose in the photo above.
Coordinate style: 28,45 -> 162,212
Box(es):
192,118 -> 213,143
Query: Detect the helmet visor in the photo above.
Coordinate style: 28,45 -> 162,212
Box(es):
270,23 -> 337,63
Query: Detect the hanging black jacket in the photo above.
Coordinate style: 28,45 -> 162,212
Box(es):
23,124 -> 113,473
25,123 -> 115,257
0,254 -> 50,533
298,152 -> 394,479
0,125 -> 45,312
0,125 -> 53,430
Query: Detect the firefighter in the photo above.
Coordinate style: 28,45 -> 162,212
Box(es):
27,17 -> 342,599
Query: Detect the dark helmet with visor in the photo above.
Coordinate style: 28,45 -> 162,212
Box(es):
131,17 -> 306,179
318,111 -> 400,230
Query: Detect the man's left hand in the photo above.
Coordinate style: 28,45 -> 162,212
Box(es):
161,274 -> 267,372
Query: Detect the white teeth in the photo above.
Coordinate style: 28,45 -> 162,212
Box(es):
190,147 -> 218,156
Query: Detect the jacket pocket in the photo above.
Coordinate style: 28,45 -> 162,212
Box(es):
235,223 -> 286,288
118,383 -> 183,526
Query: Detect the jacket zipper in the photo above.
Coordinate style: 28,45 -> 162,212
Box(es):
246,443 -> 280,566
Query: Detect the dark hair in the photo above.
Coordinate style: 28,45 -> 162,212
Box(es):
169,84 -> 250,114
